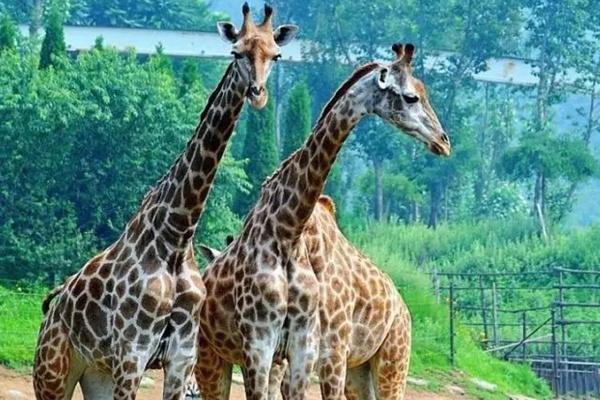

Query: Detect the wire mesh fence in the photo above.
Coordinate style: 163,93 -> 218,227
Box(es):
431,267 -> 600,397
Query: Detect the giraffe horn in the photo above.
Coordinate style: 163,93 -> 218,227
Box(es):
403,43 -> 415,64
241,2 -> 253,29
391,42 -> 403,59
261,4 -> 274,28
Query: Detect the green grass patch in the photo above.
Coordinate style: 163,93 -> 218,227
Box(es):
0,285 -> 44,368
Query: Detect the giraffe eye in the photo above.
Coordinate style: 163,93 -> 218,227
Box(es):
403,93 -> 419,104
231,51 -> 243,60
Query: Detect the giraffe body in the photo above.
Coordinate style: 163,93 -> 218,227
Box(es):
33,5 -> 298,399
196,43 -> 449,400
281,196 -> 411,399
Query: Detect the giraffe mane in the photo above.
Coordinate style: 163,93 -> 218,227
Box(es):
316,62 -> 379,125
200,62 -> 234,121
263,63 -> 379,188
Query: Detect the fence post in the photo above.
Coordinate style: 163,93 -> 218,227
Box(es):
479,275 -> 488,347
521,311 -> 527,361
433,268 -> 440,304
551,308 -> 559,398
492,281 -> 500,353
557,268 -> 567,364
449,281 -> 456,367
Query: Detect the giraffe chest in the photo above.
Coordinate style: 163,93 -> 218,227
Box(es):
201,249 -> 307,364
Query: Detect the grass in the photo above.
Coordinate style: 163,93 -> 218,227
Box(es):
0,285 -> 44,369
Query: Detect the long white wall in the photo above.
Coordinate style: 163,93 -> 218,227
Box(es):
18,24 -> 563,87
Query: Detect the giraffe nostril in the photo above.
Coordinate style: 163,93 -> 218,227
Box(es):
250,86 -> 262,96
441,133 -> 450,144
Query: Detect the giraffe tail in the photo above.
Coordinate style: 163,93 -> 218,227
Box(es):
42,273 -> 81,314
41,284 -> 65,314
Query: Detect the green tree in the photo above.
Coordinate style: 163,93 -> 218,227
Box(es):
234,97 -> 278,215
39,3 -> 65,69
0,14 -> 17,52
68,0 -> 224,30
180,58 -> 203,96
502,0 -> 595,237
281,81 -> 311,160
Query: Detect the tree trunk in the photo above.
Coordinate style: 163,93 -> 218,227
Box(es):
558,67 -> 598,221
474,84 -> 490,213
428,181 -> 442,228
30,0 -> 45,37
533,170 -> 548,240
373,160 -> 384,221
410,201 -> 420,223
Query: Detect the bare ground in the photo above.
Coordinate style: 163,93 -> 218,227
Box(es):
0,365 -> 465,400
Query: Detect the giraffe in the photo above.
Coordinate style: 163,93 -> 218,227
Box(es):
191,194 -> 411,400
194,42 -> 450,400
33,4 -> 298,399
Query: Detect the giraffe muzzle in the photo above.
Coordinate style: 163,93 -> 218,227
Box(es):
246,84 -> 268,109
428,132 -> 451,156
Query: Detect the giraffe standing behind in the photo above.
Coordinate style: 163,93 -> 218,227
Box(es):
33,4 -> 297,399
195,42 -> 450,400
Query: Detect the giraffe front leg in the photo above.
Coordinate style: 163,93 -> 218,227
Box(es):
162,326 -> 198,400
111,353 -> 146,400
318,346 -> 348,400
284,314 -> 319,400
111,331 -> 159,400
241,334 -> 280,400
268,358 -> 288,400
163,273 -> 205,400
194,333 -> 233,400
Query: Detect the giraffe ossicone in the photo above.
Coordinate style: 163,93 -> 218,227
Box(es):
32,3 -> 297,400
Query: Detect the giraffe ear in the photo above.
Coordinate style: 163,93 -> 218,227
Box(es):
217,21 -> 239,43
376,67 -> 391,90
199,244 -> 221,261
273,25 -> 299,46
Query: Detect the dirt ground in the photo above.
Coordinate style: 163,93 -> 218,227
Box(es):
0,365 -> 464,400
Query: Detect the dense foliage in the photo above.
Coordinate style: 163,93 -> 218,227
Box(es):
0,22 -> 247,282
280,81 -> 311,160
1,0 -> 224,31
234,92 -> 279,215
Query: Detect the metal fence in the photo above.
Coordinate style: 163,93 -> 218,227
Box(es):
432,267 -> 600,397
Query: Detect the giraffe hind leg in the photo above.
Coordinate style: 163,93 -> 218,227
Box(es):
33,314 -> 85,400
369,311 -> 411,399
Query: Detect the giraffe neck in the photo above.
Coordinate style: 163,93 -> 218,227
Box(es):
133,61 -> 248,250
258,64 -> 381,244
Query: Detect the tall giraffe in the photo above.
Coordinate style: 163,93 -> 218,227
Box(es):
191,195 -> 412,399
33,4 -> 298,400
195,43 -> 450,400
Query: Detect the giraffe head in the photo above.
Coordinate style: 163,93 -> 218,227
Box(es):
217,3 -> 298,109
371,43 -> 451,156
